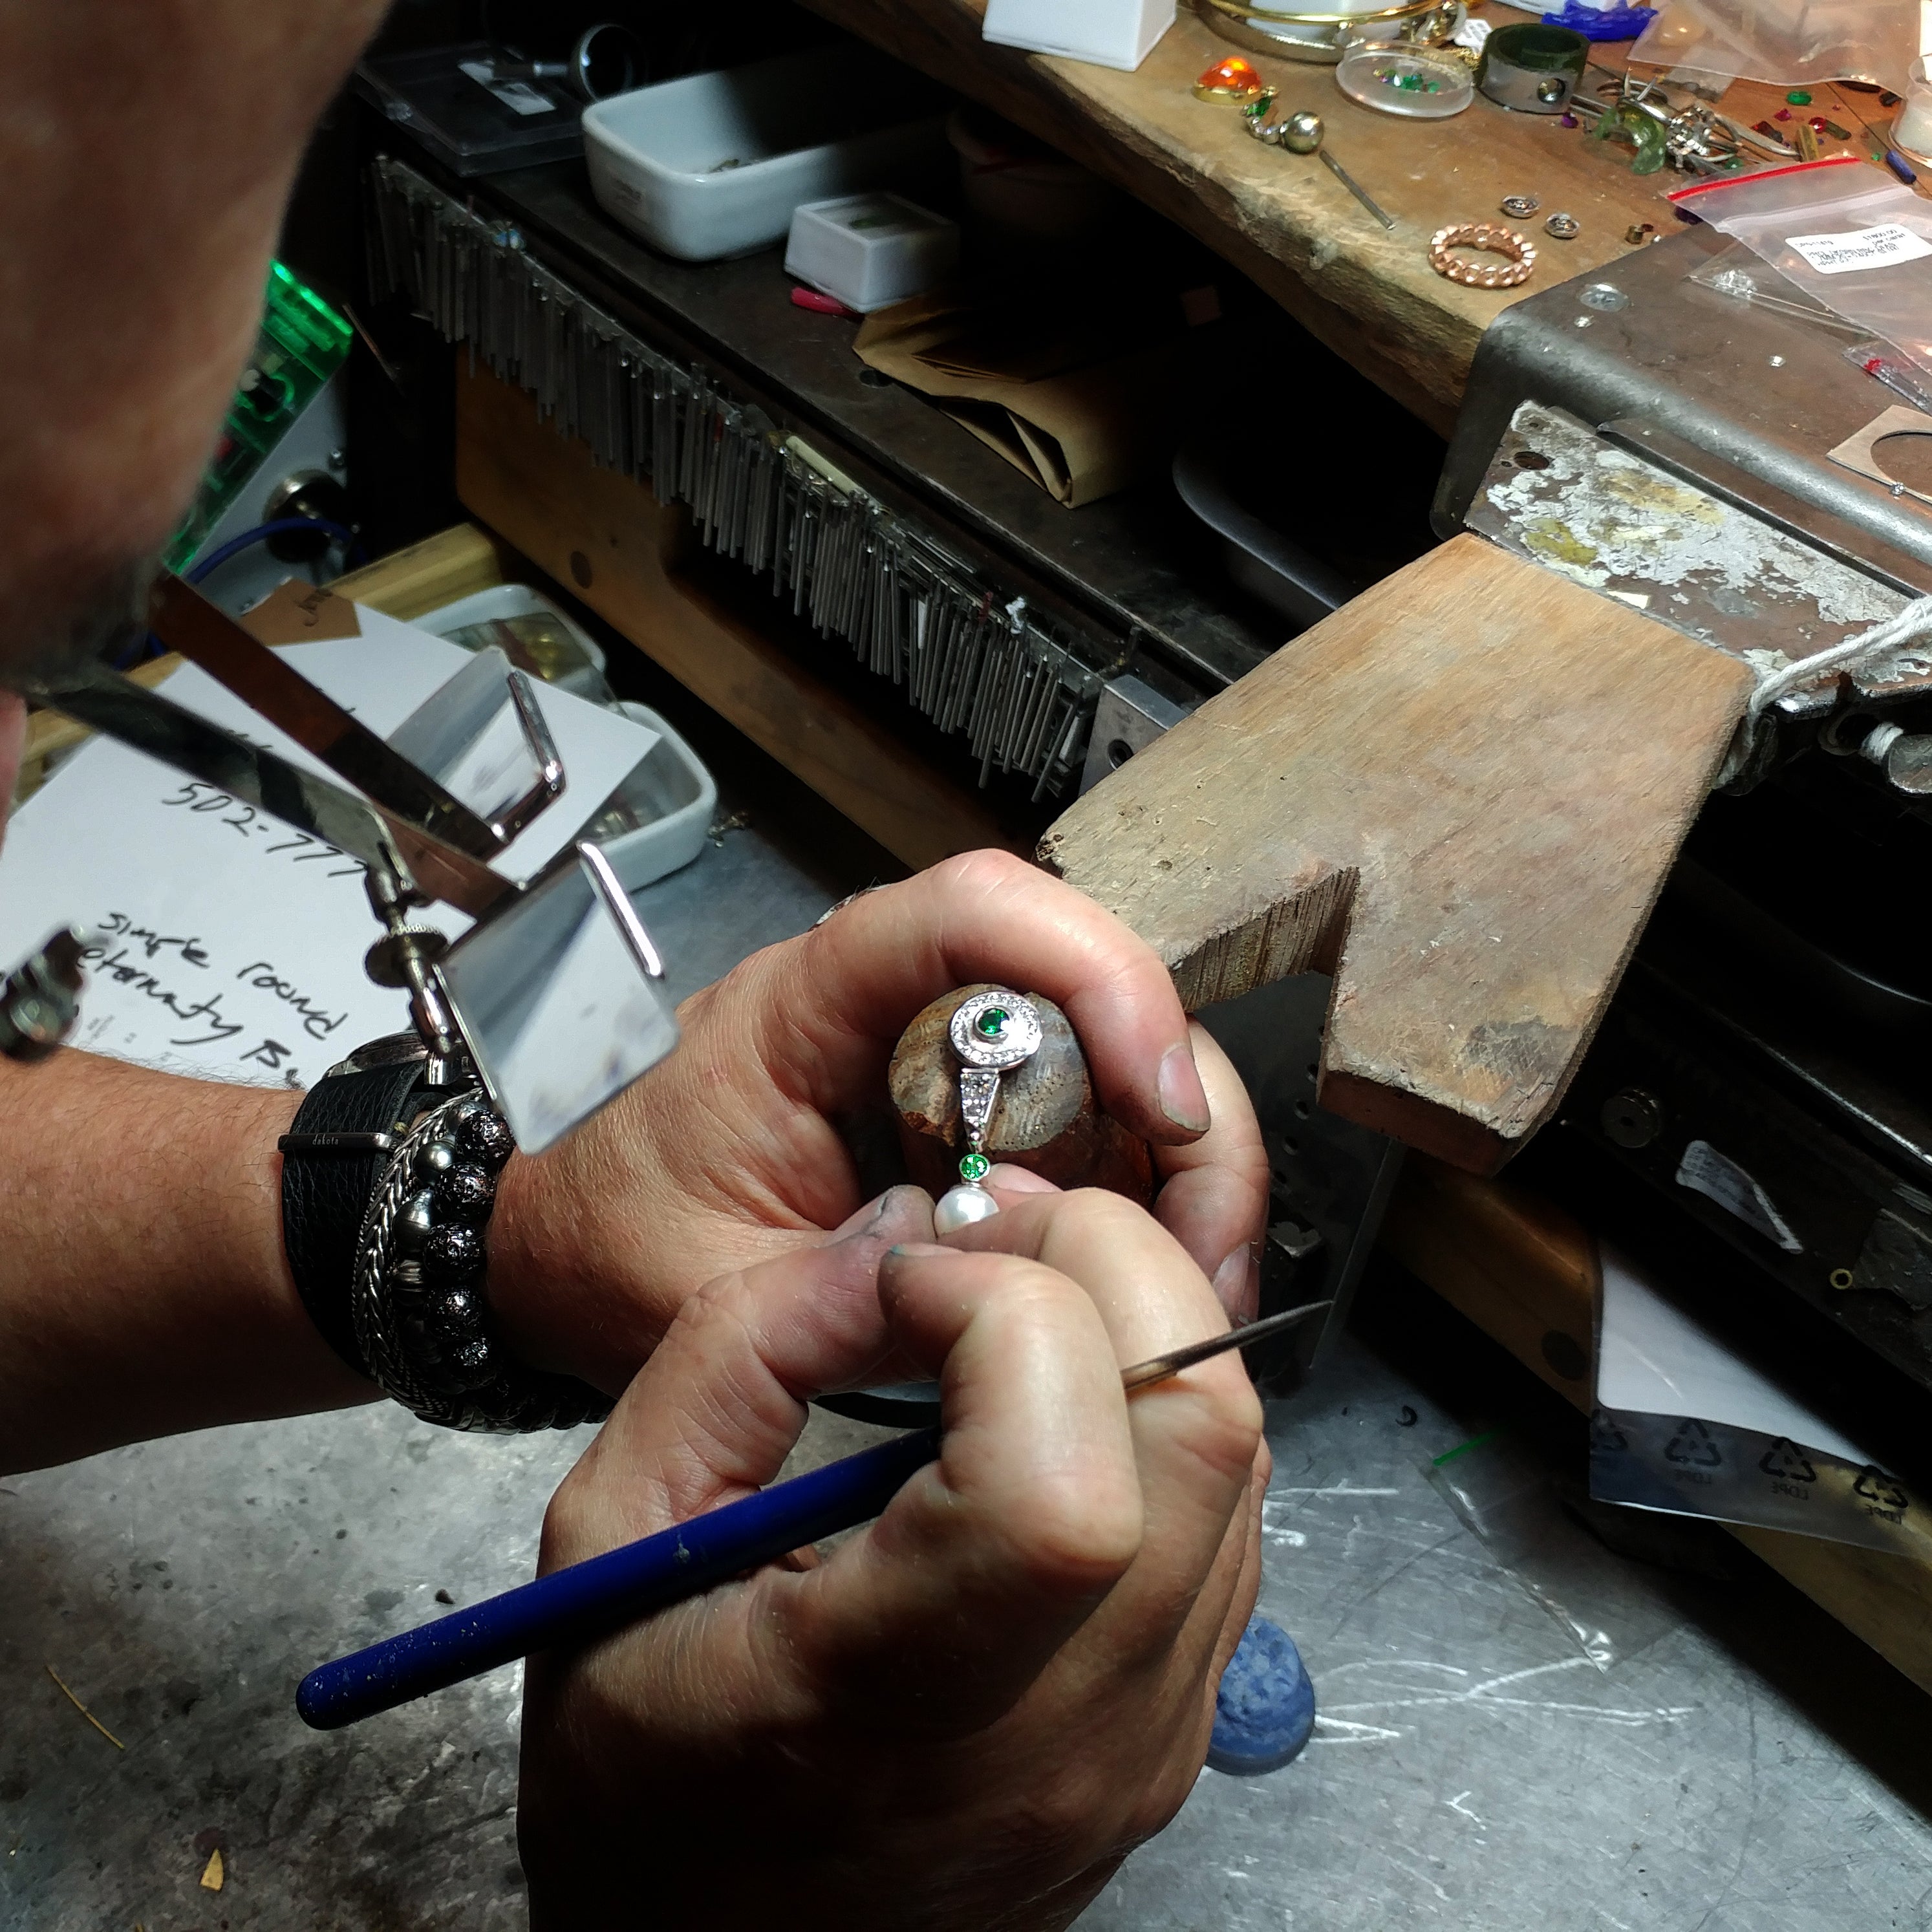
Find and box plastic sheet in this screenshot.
[1672,156,1932,381]
[1631,0,1915,94]
[1426,1432,1683,1671]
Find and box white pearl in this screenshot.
[933,1183,1001,1235]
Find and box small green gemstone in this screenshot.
[976,1007,1009,1039]
[959,1152,991,1182]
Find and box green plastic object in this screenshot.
[164,262,352,573]
[1787,89,1812,105]
[1591,98,1670,174]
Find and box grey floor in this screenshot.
[5,801,1931,1930]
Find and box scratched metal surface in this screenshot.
[6,831,1932,1926]
[10,1315,1932,1932]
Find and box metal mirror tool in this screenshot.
[435,841,678,1153]
[16,575,678,1150]
[385,645,564,844]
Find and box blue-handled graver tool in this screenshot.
[296,1299,1332,1730]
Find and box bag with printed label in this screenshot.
[1670,156,1932,380]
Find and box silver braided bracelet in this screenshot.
[350,1091,611,1433]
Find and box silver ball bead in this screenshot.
[416,1139,456,1179]
[1281,111,1324,155]
[396,1187,436,1252]
[933,1183,1002,1236]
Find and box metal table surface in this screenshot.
[6,820,1931,1929]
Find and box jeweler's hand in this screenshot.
[491,851,1269,1389]
[517,1184,1266,1932]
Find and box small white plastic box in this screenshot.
[981,0,1175,71]
[784,194,960,314]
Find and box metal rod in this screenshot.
[1319,149,1396,230]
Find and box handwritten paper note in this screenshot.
[0,606,660,1091]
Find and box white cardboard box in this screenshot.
[785,194,960,313]
[981,0,1175,70]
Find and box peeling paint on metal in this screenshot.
[1472,405,1923,697]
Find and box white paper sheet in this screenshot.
[0,606,658,1093]
[1597,1245,1868,1464]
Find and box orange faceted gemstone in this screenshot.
[1193,56,1266,104]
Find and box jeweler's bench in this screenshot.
[800,0,1911,431]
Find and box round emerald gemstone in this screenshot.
[959,1152,991,1182]
[976,1007,1009,1039]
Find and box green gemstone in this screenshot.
[976,1007,1009,1039]
[959,1152,991,1182]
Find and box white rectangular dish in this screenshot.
[584,44,948,263]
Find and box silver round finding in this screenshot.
[1500,193,1540,217]
[949,990,1045,1071]
[1543,211,1580,241]
[1281,110,1325,154]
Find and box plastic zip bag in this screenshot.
[1671,156,1932,381]
[1632,0,1915,94]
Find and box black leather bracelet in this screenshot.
[281,1035,610,1433]
[281,1036,447,1380]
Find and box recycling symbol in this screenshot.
[1589,1410,1629,1454]
[1664,1419,1723,1468]
[1855,1467,1909,1512]
[1758,1439,1817,1483]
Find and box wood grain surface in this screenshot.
[1040,533,1754,1173]
[889,982,1154,1199]
[454,363,1019,870]
[802,0,1900,425]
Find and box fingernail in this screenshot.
[1158,1042,1212,1135]
[1212,1243,1261,1323]
[986,1163,1057,1194]
[827,1185,936,1245]
[885,1241,955,1261]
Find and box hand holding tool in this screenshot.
[295,1300,1331,1730]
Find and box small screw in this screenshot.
[1501,193,1541,217]
[1578,282,1629,311]
[1769,354,1785,367]
[1544,211,1580,241]
[1600,1087,1662,1149]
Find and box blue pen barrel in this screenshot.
[297,1424,941,1730]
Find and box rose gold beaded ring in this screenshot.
[1428,222,1536,289]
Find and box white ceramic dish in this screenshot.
[584,45,947,263]
[597,701,717,894]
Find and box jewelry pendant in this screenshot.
[932,989,1043,1236]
